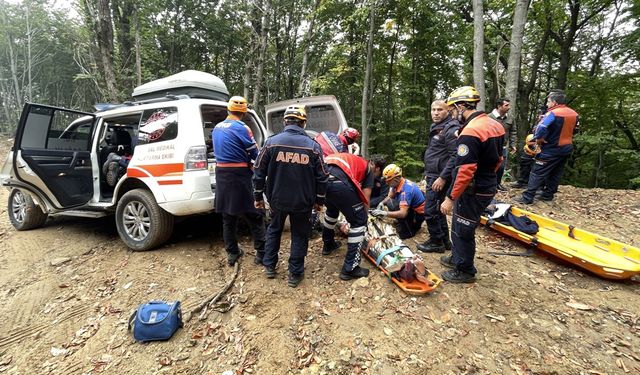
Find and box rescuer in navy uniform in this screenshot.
[439,86,505,283]
[321,152,374,280]
[253,105,328,288]
[212,96,265,267]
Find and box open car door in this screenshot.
[264,95,348,138]
[12,104,96,209]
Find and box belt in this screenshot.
[216,162,251,168]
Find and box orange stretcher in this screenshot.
[480,204,640,280]
[362,217,441,295]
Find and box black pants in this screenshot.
[386,200,424,240]
[517,152,534,184]
[523,154,569,202]
[424,175,449,242]
[450,191,494,275]
[496,147,508,185]
[322,178,367,272]
[222,212,265,260]
[263,208,312,275]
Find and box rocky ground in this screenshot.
[0,136,639,375]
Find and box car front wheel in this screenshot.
[7,189,48,230]
[116,189,174,251]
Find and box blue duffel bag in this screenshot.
[128,301,183,342]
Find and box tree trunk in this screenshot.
[96,0,118,101]
[504,0,530,134]
[361,0,375,158]
[253,0,271,110]
[472,0,486,111]
[297,0,321,97]
[134,5,141,86]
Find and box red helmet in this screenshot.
[341,127,360,143]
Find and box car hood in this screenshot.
[264,95,348,137]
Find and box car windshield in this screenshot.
[268,104,341,135]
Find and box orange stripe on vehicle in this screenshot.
[158,180,183,185]
[127,163,184,178]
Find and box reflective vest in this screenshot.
[325,152,369,204]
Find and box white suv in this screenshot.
[0,71,268,251]
[1,70,350,251]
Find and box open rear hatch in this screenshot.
[264,95,348,137]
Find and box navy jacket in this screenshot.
[423,116,461,180]
[253,125,328,212]
[533,105,579,157]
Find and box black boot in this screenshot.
[287,273,304,288]
[443,237,452,250]
[416,239,446,253]
[442,269,476,283]
[322,240,342,256]
[227,249,244,266]
[339,266,370,280]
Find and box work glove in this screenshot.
[370,209,388,218]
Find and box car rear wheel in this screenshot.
[116,189,174,251]
[7,189,48,230]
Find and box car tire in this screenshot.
[116,189,174,251]
[7,189,48,231]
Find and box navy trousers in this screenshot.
[517,152,534,184]
[263,208,312,276]
[424,175,449,242]
[523,154,569,202]
[322,178,367,272]
[385,199,424,239]
[450,191,494,275]
[222,212,265,260]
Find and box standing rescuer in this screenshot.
[439,86,505,283]
[516,90,579,204]
[253,105,328,288]
[212,96,265,266]
[321,152,374,280]
[416,100,460,253]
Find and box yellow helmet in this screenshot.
[523,134,541,156]
[283,105,307,121]
[446,86,481,106]
[227,96,248,113]
[382,164,402,181]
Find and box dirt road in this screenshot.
[0,137,639,374]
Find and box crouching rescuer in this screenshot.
[439,86,505,283]
[322,152,374,280]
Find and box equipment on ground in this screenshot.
[362,216,441,295]
[481,203,640,280]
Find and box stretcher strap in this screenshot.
[376,245,403,266]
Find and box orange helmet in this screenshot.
[283,105,307,121]
[382,164,402,181]
[227,96,248,113]
[523,134,541,156]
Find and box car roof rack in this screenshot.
[94,94,191,112]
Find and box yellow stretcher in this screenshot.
[480,205,640,280]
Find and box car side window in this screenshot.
[20,106,94,151]
[138,107,178,145]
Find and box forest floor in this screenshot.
[0,136,639,375]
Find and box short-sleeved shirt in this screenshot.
[212,118,258,164]
[391,178,425,215]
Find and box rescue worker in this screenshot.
[516,90,579,204]
[371,164,425,240]
[322,152,374,280]
[511,105,546,188]
[253,105,328,288]
[416,100,460,253]
[314,127,360,157]
[440,86,505,283]
[368,154,389,208]
[212,96,265,267]
[488,98,516,191]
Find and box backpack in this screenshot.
[128,301,183,342]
